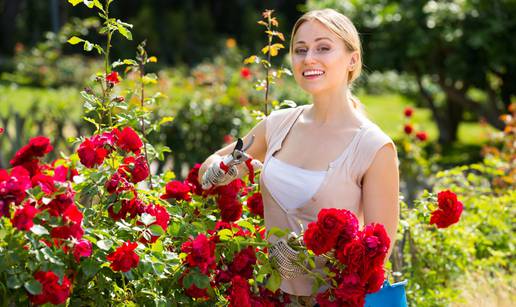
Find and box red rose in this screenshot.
[106,71,120,84]
[223,134,234,144]
[11,202,40,231]
[53,165,76,182]
[42,188,75,217]
[217,194,243,222]
[246,192,264,217]
[335,238,366,274]
[303,222,336,255]
[364,267,385,294]
[119,155,149,183]
[229,246,257,279]
[115,127,143,154]
[403,124,413,135]
[213,179,244,199]
[51,223,84,240]
[161,180,192,202]
[430,190,463,228]
[107,241,140,272]
[63,204,83,224]
[317,208,358,245]
[73,239,93,262]
[361,223,390,267]
[334,273,366,306]
[416,131,428,141]
[0,127,3,134]
[29,271,71,305]
[228,275,251,307]
[181,234,216,274]
[139,203,170,243]
[17,159,41,177]
[240,67,252,80]
[316,290,340,307]
[31,174,56,195]
[403,107,413,118]
[185,163,203,195]
[77,138,108,168]
[0,166,31,217]
[10,136,53,167]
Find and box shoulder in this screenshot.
[350,122,398,186]
[264,105,306,141]
[266,105,306,123]
[361,122,396,149]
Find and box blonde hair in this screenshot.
[290,9,366,115]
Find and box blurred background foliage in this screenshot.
[0,0,513,172]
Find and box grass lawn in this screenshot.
[1,84,497,165]
[0,85,81,118]
[359,93,499,165]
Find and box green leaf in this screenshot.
[7,275,23,289]
[142,73,158,85]
[83,0,94,8]
[67,36,83,45]
[81,258,100,278]
[83,41,94,51]
[237,220,255,233]
[244,55,259,64]
[149,224,165,236]
[68,0,83,6]
[217,229,233,241]
[24,280,42,295]
[265,270,282,292]
[116,23,133,40]
[159,116,174,126]
[193,273,210,289]
[182,272,195,288]
[30,225,49,236]
[266,227,289,239]
[97,239,113,251]
[141,213,157,226]
[93,0,103,10]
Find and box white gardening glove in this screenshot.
[201,155,239,190]
[269,238,305,280]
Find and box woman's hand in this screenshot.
[200,155,239,189]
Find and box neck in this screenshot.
[306,87,362,126]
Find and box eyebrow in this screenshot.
[294,37,334,45]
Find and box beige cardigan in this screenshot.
[259,105,396,296]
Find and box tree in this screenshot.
[308,0,515,144]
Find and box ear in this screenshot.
[349,52,359,71]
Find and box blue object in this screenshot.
[364,279,408,307]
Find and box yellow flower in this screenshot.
[226,38,237,49]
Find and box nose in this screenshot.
[303,49,317,65]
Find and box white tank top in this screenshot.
[264,156,327,210]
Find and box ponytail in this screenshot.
[347,88,367,118]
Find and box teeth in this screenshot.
[303,70,324,77]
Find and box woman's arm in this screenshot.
[198,118,268,183]
[361,143,400,261]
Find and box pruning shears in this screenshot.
[219,135,255,172]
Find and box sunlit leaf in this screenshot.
[67,36,83,45]
[68,0,82,6]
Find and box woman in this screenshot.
[199,8,399,306]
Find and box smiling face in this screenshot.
[291,20,358,96]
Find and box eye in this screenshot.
[294,48,308,55]
[317,46,331,52]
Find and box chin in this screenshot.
[299,84,328,96]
